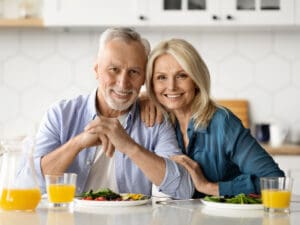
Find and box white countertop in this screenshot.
[1,196,300,225]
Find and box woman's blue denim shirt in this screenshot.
[175,108,284,198]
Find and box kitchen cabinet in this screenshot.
[147,0,295,26]
[273,155,300,195]
[42,0,295,27]
[42,0,149,27]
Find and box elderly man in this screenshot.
[34,27,193,199]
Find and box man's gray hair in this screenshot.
[98,27,150,56]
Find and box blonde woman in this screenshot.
[144,38,284,198]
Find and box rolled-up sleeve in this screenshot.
[159,158,194,199]
[153,121,194,199]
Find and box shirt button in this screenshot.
[86,159,92,165]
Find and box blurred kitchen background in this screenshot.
[0,0,299,143]
[1,0,300,193]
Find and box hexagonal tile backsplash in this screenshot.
[0,29,300,144]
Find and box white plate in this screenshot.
[75,197,150,207]
[200,199,263,210]
[201,207,264,218]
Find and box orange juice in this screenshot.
[47,184,75,203]
[261,189,291,208]
[0,188,41,211]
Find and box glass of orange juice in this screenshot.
[45,173,77,209]
[260,177,293,213]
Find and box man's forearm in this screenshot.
[126,143,166,186]
[41,135,83,175]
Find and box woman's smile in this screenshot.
[153,53,196,112]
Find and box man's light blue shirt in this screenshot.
[34,89,193,199]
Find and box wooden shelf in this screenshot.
[261,144,300,155]
[0,18,43,27]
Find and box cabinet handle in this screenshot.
[212,15,220,20]
[226,15,234,20]
[139,15,146,21]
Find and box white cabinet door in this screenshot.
[147,0,220,26]
[273,156,300,195]
[43,0,148,26]
[147,0,294,26]
[221,0,294,25]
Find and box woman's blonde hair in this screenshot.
[146,38,217,129]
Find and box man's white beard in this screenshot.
[105,87,138,111]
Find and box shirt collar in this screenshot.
[87,88,98,120]
[176,117,208,134]
[190,119,208,133]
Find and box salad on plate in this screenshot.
[201,193,263,210]
[75,188,150,207]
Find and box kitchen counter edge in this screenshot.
[262,144,300,155]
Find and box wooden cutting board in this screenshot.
[216,99,249,128]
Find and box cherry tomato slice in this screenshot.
[95,196,106,201]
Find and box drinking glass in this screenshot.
[260,177,293,214]
[45,173,77,209]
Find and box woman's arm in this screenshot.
[171,155,219,196]
[220,111,285,196]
